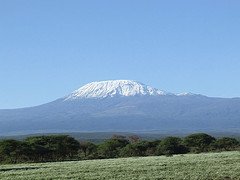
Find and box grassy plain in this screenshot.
[0,151,239,180]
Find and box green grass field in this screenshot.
[0,151,239,180]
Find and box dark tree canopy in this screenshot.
[157,137,189,156]
[183,133,216,152]
[25,135,80,161]
[79,141,97,159]
[0,133,239,164]
[214,137,240,151]
[120,141,152,157]
[97,136,129,158]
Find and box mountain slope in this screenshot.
[0,80,239,135]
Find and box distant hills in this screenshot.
[0,80,239,135]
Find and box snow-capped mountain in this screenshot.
[64,80,171,100]
[0,80,239,136]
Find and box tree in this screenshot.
[128,135,141,143]
[79,141,97,159]
[97,136,129,158]
[24,136,51,162]
[0,140,31,163]
[214,137,239,151]
[145,140,161,156]
[120,141,150,157]
[157,137,188,156]
[183,133,216,152]
[24,135,80,161]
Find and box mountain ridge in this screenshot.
[0,80,239,136]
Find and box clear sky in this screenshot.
[0,0,240,109]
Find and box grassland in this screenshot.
[0,151,239,180]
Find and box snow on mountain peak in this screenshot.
[176,92,195,96]
[64,80,171,100]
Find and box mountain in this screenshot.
[0,80,240,136]
[64,80,171,100]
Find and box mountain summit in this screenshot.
[1,80,239,136]
[64,80,170,100]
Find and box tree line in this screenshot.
[0,133,239,164]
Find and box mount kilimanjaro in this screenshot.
[0,80,239,135]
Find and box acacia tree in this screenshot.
[183,133,216,152]
[0,140,31,163]
[128,135,141,143]
[120,141,151,157]
[79,141,97,159]
[157,137,188,156]
[24,135,80,161]
[214,137,239,151]
[97,136,129,158]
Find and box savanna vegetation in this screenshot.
[0,133,239,164]
[0,151,239,179]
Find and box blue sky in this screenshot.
[0,0,240,109]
